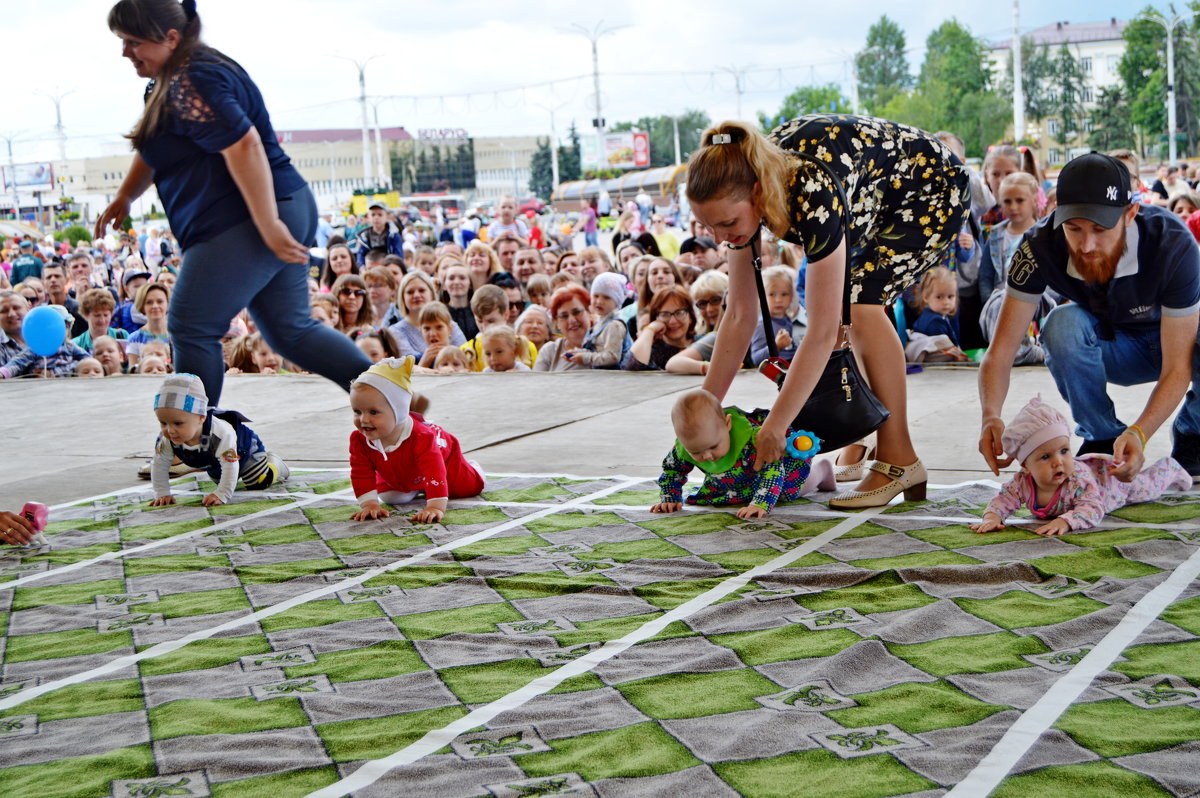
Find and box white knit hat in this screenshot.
[590,272,628,306]
[154,373,209,416]
[353,356,414,420]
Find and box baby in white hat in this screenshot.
[149,374,288,507]
[349,356,484,523]
[971,396,1191,536]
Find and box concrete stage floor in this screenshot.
[1,365,1176,507]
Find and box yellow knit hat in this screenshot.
[354,356,414,420]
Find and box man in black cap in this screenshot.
[678,236,721,271]
[979,151,1200,481]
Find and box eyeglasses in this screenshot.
[656,308,690,322]
[694,296,724,309]
[339,288,367,297]
[556,307,588,322]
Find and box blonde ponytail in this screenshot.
[686,121,794,239]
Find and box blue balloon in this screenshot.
[22,306,67,357]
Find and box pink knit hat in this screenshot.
[1002,395,1070,464]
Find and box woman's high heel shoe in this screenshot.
[833,444,876,482]
[828,459,927,510]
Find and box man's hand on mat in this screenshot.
[753,421,786,472]
[650,502,681,514]
[202,493,224,507]
[737,504,768,520]
[979,417,1013,475]
[1034,518,1071,536]
[412,506,444,524]
[149,496,176,507]
[0,510,36,545]
[352,501,390,522]
[970,514,1005,533]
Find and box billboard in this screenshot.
[2,162,54,194]
[581,132,651,171]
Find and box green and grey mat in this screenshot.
[1,470,1198,798]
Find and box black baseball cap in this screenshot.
[679,236,717,254]
[1053,152,1134,229]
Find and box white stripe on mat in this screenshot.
[1,490,343,591]
[947,542,1200,796]
[0,478,642,712]
[305,506,885,798]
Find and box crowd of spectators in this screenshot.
[5,145,1200,383]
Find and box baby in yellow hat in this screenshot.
[349,356,485,523]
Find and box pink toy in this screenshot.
[20,501,48,546]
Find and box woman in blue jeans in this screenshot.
[95,0,370,404]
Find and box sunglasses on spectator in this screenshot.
[694,296,724,308]
[339,288,367,297]
[556,307,588,322]
[656,308,690,322]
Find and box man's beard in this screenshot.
[1068,220,1127,285]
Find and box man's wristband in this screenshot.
[1126,425,1148,449]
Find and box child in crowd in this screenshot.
[568,272,630,368]
[126,282,170,370]
[652,389,835,519]
[354,329,400,363]
[433,346,471,373]
[979,172,1053,366]
[149,373,289,507]
[972,397,1192,536]
[140,340,172,370]
[749,265,798,365]
[461,285,536,371]
[525,274,552,308]
[906,267,968,363]
[92,335,126,376]
[138,355,169,375]
[76,357,104,378]
[311,295,338,327]
[980,144,1045,232]
[348,357,485,523]
[416,301,456,370]
[481,325,532,372]
[0,305,90,378]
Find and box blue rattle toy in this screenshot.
[786,430,821,461]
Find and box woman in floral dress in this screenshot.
[686,114,971,508]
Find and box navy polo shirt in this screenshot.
[138,51,307,250]
[1006,204,1200,331]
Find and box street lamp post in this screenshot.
[568,22,627,174]
[1143,9,1199,163]
[332,54,382,187]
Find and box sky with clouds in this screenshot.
[6,0,1149,163]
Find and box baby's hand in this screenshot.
[650,501,681,514]
[149,495,176,507]
[351,501,389,522]
[202,493,224,507]
[412,505,444,524]
[1034,517,1071,537]
[775,329,792,349]
[737,504,768,520]
[958,231,975,250]
[970,514,1005,533]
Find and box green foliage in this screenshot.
[529,137,554,199]
[1000,38,1056,122]
[1089,87,1138,151]
[54,225,92,246]
[756,84,851,133]
[1051,44,1088,147]
[559,122,582,183]
[856,15,911,113]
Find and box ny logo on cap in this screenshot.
[1106,186,1118,201]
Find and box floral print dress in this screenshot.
[769,114,971,306]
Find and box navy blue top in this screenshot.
[1007,204,1200,332]
[138,50,307,250]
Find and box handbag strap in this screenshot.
[751,150,853,358]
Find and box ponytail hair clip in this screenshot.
[711,133,732,145]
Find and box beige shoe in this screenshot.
[828,459,927,509]
[833,443,876,482]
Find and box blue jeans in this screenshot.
[1041,303,1200,441]
[585,230,598,247]
[171,186,373,404]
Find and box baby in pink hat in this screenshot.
[972,396,1192,536]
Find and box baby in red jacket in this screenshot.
[349,356,485,523]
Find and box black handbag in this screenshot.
[750,153,890,452]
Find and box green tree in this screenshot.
[855,15,911,113]
[1089,87,1137,150]
[529,137,554,199]
[756,83,851,132]
[559,122,581,183]
[1050,44,1088,148]
[1001,37,1056,124]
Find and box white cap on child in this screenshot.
[154,373,208,416]
[590,272,627,306]
[353,356,414,420]
[1001,395,1070,464]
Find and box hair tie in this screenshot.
[181,0,197,20]
[711,133,732,145]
